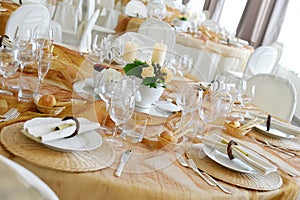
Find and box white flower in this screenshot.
[99,68,123,82]
[141,66,155,79]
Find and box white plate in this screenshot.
[202,144,271,174]
[0,155,59,200]
[254,124,297,139]
[155,100,180,113]
[23,118,103,152]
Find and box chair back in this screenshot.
[124,0,148,18]
[79,9,100,53]
[243,46,278,78]
[138,18,175,51]
[86,0,95,21]
[247,73,297,122]
[273,65,300,121]
[5,4,50,39]
[53,0,83,34]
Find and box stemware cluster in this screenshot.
[8,25,55,102]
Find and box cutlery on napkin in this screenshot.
[203,134,277,174]
[23,118,100,142]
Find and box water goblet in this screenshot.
[108,77,136,147]
[0,49,19,96]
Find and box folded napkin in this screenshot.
[203,134,277,174]
[270,120,300,136]
[248,112,300,136]
[24,118,100,142]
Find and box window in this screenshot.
[277,0,300,75]
[218,0,247,35]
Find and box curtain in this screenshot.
[236,0,289,48]
[203,0,225,21]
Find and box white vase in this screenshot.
[135,85,164,109]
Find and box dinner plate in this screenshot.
[23,118,103,152]
[202,144,271,174]
[0,155,59,200]
[155,100,180,113]
[254,124,297,139]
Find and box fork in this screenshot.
[176,152,216,186]
[0,110,20,122]
[0,108,18,119]
[185,152,231,194]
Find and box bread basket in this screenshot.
[34,95,65,116]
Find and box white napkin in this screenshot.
[270,120,300,136]
[248,111,300,136]
[24,118,100,142]
[204,134,277,174]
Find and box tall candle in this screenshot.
[123,41,139,63]
[151,42,167,65]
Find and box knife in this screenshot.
[115,149,132,177]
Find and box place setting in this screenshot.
[187,134,283,191]
[0,116,116,172]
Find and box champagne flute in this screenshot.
[33,24,54,54]
[0,49,19,96]
[35,51,52,94]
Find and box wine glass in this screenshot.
[16,44,36,102]
[33,24,54,53]
[0,49,19,96]
[225,75,246,121]
[14,27,32,49]
[35,51,52,94]
[108,77,136,147]
[198,91,222,135]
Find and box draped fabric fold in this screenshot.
[236,0,289,48]
[203,0,225,21]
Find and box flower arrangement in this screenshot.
[123,60,173,88]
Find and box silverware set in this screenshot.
[176,152,231,194]
[0,108,20,122]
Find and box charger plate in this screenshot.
[0,123,115,172]
[188,144,282,191]
[249,131,300,151]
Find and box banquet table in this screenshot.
[115,15,254,82]
[0,44,300,200]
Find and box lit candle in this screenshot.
[123,41,139,63]
[151,42,167,65]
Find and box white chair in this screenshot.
[270,41,284,69]
[124,0,148,18]
[138,18,175,51]
[53,0,83,35]
[60,9,100,53]
[273,65,300,123]
[247,73,297,122]
[5,4,50,40]
[243,46,278,78]
[86,0,96,21]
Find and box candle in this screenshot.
[123,41,139,63]
[151,42,167,65]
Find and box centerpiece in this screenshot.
[123,60,173,108]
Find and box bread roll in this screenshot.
[38,94,56,107]
[229,121,241,128]
[160,130,174,142]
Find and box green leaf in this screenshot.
[123,60,149,79]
